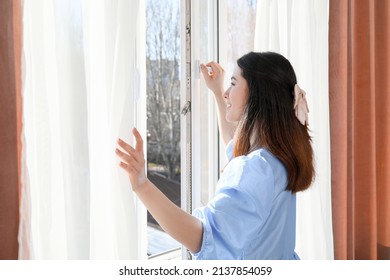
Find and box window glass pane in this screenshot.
[220,0,257,86]
[218,0,257,167]
[226,0,257,62]
[146,0,181,257]
[193,1,218,207]
[193,0,257,208]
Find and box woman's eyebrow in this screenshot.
[231,76,237,81]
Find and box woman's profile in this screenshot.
[115,51,314,260]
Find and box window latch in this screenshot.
[181,101,191,116]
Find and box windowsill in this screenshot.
[148,247,182,260]
[147,226,182,260]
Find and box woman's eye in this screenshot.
[230,83,235,86]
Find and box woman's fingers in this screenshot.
[200,61,225,94]
[117,138,143,163]
[200,64,212,80]
[116,148,143,173]
[116,128,145,171]
[118,160,139,177]
[118,160,134,173]
[132,127,144,155]
[119,161,129,170]
[200,62,223,78]
[206,61,224,74]
[115,148,137,168]
[116,128,147,191]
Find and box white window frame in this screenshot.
[180,0,220,260]
[151,0,220,260]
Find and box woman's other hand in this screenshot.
[116,129,203,253]
[116,127,147,192]
[200,62,225,95]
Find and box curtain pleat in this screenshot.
[329,0,390,260]
[19,0,146,259]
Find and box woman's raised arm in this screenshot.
[200,62,236,146]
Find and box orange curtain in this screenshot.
[329,0,390,260]
[0,0,22,260]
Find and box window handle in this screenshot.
[181,101,191,116]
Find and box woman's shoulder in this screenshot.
[225,140,281,173]
[229,147,276,171]
[239,147,286,178]
[222,147,288,193]
[217,149,275,213]
[222,148,274,189]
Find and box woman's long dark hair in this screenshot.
[234,52,314,193]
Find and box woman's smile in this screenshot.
[224,65,249,122]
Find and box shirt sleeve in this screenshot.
[192,153,274,260]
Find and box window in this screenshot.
[18,0,333,260]
[220,0,257,64]
[146,0,181,257]
[219,0,257,97]
[145,0,257,259]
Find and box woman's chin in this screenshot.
[225,115,238,123]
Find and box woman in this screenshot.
[115,52,314,259]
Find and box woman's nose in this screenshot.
[224,87,230,100]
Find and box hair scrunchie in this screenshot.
[293,84,309,126]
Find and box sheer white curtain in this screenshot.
[19,0,146,259]
[254,0,333,259]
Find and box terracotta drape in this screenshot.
[0,0,22,259]
[329,0,390,260]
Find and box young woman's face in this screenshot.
[224,66,249,122]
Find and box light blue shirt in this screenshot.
[192,140,299,260]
